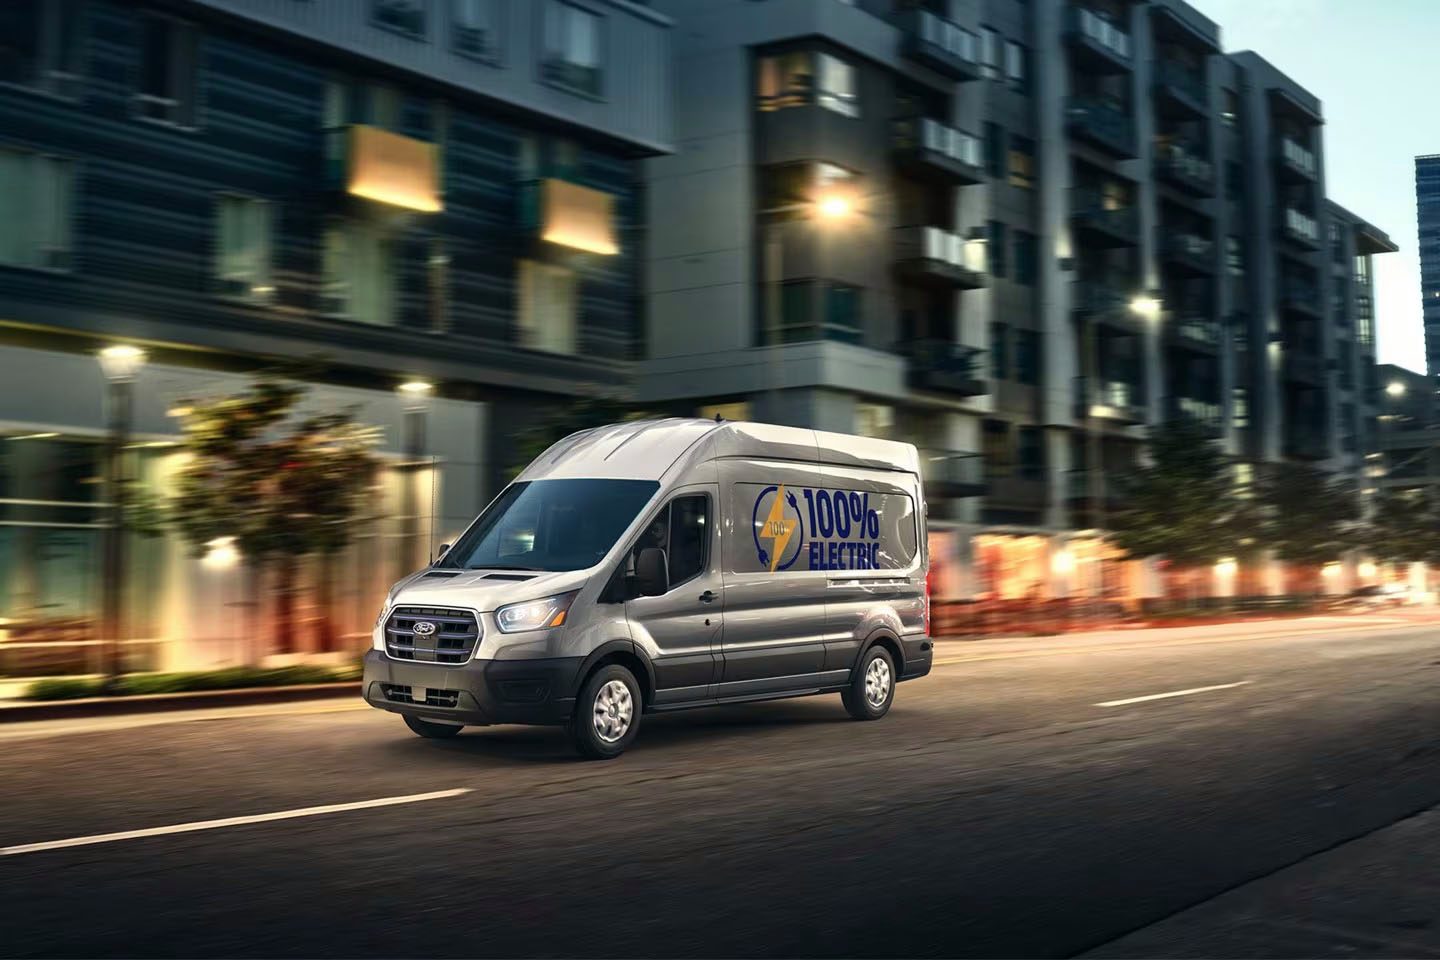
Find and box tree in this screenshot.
[1106,419,1247,570]
[1255,462,1363,574]
[167,379,380,660]
[1366,486,1440,567]
[507,396,657,479]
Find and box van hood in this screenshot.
[387,567,593,613]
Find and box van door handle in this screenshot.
[698,590,716,604]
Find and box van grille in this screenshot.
[384,606,481,664]
[381,684,460,708]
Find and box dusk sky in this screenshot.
[1191,0,1437,372]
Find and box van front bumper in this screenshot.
[362,650,583,726]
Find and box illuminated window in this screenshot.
[542,1,603,97]
[452,0,500,60]
[1008,134,1035,189]
[321,221,395,326]
[0,148,74,271]
[855,403,894,439]
[215,196,273,303]
[517,259,578,353]
[757,50,858,118]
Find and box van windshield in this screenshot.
[439,478,660,573]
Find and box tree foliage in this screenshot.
[1256,461,1363,565]
[1366,486,1440,565]
[1106,419,1246,567]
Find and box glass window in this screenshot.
[665,495,709,586]
[855,402,894,438]
[776,279,812,343]
[1017,426,1044,479]
[1225,236,1244,276]
[215,196,273,302]
[1016,329,1040,385]
[980,27,1000,79]
[427,237,449,333]
[1014,230,1037,286]
[452,0,500,60]
[1233,387,1249,430]
[373,0,427,38]
[985,122,1005,178]
[321,220,395,325]
[0,149,74,271]
[542,0,602,97]
[517,258,578,353]
[816,52,859,117]
[757,51,812,112]
[0,0,85,98]
[440,478,659,573]
[822,282,862,343]
[1220,89,1239,127]
[990,321,1009,379]
[988,220,1007,278]
[1004,40,1027,92]
[1008,134,1035,189]
[135,14,198,127]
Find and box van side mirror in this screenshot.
[635,547,669,597]
[434,543,450,563]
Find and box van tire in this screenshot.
[842,645,895,721]
[404,715,463,739]
[569,664,642,760]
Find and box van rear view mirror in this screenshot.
[635,547,669,596]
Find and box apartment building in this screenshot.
[1373,363,1440,499]
[1419,154,1440,376]
[0,0,671,675]
[642,0,1395,601]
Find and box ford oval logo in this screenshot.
[412,621,437,637]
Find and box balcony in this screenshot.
[920,449,986,499]
[893,118,985,185]
[1066,6,1133,74]
[1066,98,1137,158]
[904,340,987,397]
[1160,232,1216,276]
[1071,189,1140,247]
[1154,141,1215,197]
[1153,61,1208,118]
[1276,136,1318,182]
[899,9,981,82]
[1168,313,1222,351]
[894,226,987,289]
[1166,396,1223,436]
[1072,279,1139,323]
[1074,376,1146,424]
[517,177,619,256]
[325,124,442,213]
[1281,278,1322,319]
[1279,207,1321,251]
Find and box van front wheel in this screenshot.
[569,664,642,760]
[842,646,895,721]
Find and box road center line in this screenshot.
[0,787,472,858]
[1095,681,1252,708]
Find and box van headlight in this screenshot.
[495,592,578,634]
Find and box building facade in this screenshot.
[1419,155,1440,377]
[641,0,1396,603]
[0,0,671,678]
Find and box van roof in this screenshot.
[516,418,921,483]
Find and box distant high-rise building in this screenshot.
[1418,155,1440,375]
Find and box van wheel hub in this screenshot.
[593,679,634,742]
[864,657,892,708]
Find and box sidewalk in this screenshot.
[0,681,358,723]
[1088,804,1440,958]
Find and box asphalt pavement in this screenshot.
[4,615,1440,958]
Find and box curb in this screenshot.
[0,682,361,723]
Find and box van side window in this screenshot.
[667,495,708,585]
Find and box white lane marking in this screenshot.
[0,788,471,857]
[1096,681,1252,708]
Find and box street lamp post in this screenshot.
[97,345,146,692]
[397,380,434,578]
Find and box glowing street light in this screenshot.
[202,536,240,570]
[397,379,435,413]
[815,194,853,221]
[1129,295,1162,320]
[97,344,148,692]
[1386,380,1407,398]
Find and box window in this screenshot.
[855,403,894,439]
[1232,389,1250,431]
[542,0,602,97]
[988,220,1007,278]
[816,52,859,117]
[325,80,404,130]
[427,238,450,333]
[452,0,500,61]
[373,0,427,38]
[659,495,709,586]
[215,196,273,302]
[0,0,85,98]
[321,221,395,325]
[980,27,1000,80]
[985,122,1005,178]
[1016,330,1040,385]
[756,50,858,118]
[990,321,1009,379]
[135,14,198,127]
[1017,426,1044,480]
[700,401,751,422]
[517,258,578,353]
[0,149,74,271]
[982,419,1011,477]
[1014,230,1037,286]
[1008,134,1035,189]
[1220,89,1239,127]
[1004,41,1028,93]
[823,282,862,343]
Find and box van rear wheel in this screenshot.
[842,646,895,721]
[570,664,642,760]
[404,715,463,739]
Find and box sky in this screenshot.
[1190,0,1436,372]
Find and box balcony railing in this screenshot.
[1277,136,1318,180]
[1067,7,1132,71]
[1154,60,1207,113]
[1066,98,1137,157]
[900,9,981,82]
[920,449,986,499]
[1071,188,1140,247]
[1281,207,1320,248]
[894,226,988,289]
[1154,140,1215,196]
[1072,279,1135,319]
[1075,376,1145,423]
[904,340,987,397]
[1172,314,1222,347]
[1161,232,1216,275]
[893,117,985,184]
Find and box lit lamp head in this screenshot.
[814,193,854,222]
[1386,381,1407,398]
[1214,557,1238,577]
[1051,549,1075,576]
[1129,295,1162,320]
[98,345,147,383]
[397,380,435,413]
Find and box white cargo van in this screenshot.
[362,418,932,758]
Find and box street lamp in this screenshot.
[1386,380,1407,398]
[396,380,434,578]
[98,344,146,691]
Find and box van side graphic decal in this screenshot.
[750,484,904,572]
[752,484,805,572]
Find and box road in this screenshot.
[4,615,1440,958]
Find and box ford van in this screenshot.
[362,418,932,758]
